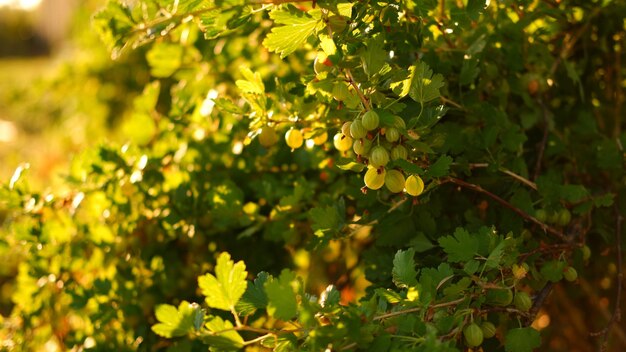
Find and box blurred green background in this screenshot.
[0,0,148,190]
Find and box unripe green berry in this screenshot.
[385,127,400,143]
[563,267,578,282]
[384,169,405,193]
[362,110,380,131]
[370,146,389,168]
[514,291,532,312]
[464,323,484,347]
[350,119,367,139]
[390,145,408,160]
[481,321,497,339]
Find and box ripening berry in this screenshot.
[341,122,351,136]
[258,126,278,147]
[285,129,304,149]
[312,131,328,145]
[405,175,424,196]
[364,167,385,190]
[353,138,372,156]
[362,110,380,131]
[333,133,353,151]
[384,169,405,193]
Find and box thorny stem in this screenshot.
[372,297,467,321]
[345,69,372,110]
[442,177,568,242]
[466,163,538,191]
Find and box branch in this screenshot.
[466,163,538,191]
[527,282,554,325]
[372,297,466,321]
[442,177,567,242]
[345,69,372,110]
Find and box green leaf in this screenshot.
[375,288,402,304]
[392,249,419,289]
[263,8,320,58]
[152,301,202,338]
[146,43,183,78]
[505,328,541,352]
[198,252,248,312]
[236,67,265,95]
[264,270,298,321]
[309,205,341,233]
[484,240,505,270]
[540,260,566,282]
[391,62,444,104]
[425,155,452,178]
[204,316,245,351]
[438,228,479,263]
[236,272,269,316]
[361,34,385,76]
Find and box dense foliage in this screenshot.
[1,0,625,351]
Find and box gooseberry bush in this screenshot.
[1,0,625,351]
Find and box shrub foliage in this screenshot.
[1,0,625,351]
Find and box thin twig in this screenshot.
[345,69,372,110]
[442,177,567,242]
[527,282,554,324]
[372,297,466,321]
[467,163,538,191]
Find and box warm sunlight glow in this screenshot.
[0,0,42,10]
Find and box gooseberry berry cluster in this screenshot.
[333,109,425,196]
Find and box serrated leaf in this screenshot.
[375,288,402,303]
[484,240,505,269]
[236,67,264,94]
[392,249,418,288]
[152,301,202,338]
[391,62,444,104]
[540,260,565,282]
[198,252,248,312]
[318,34,337,56]
[505,328,541,352]
[309,205,341,233]
[361,34,385,76]
[146,43,183,78]
[438,228,479,263]
[236,272,269,316]
[264,270,298,321]
[391,159,424,175]
[263,9,319,58]
[425,155,452,178]
[204,316,244,350]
